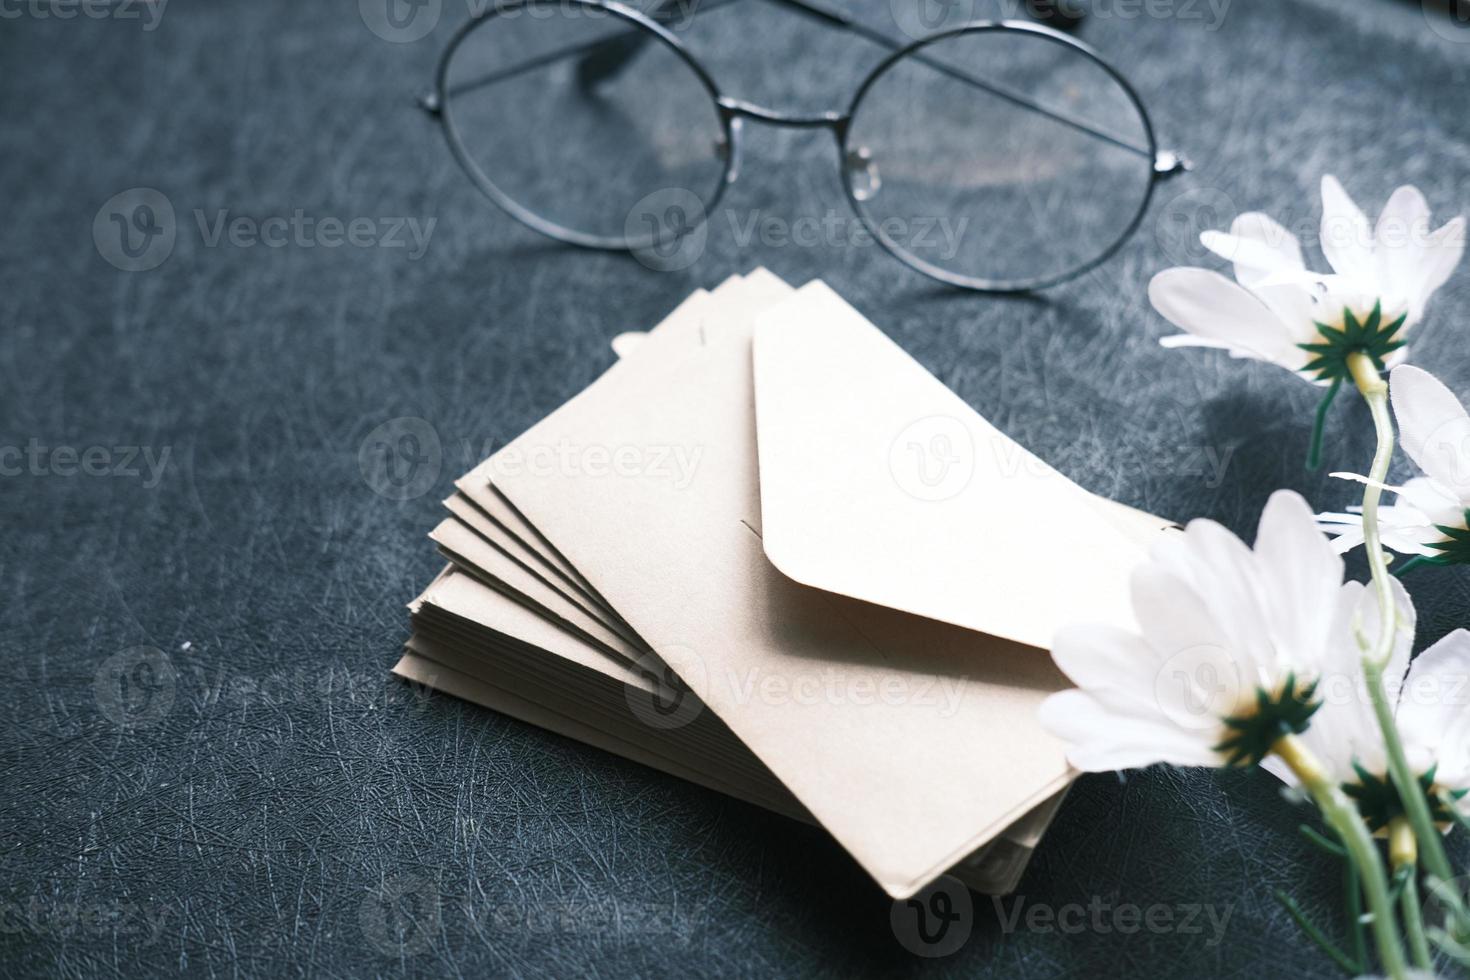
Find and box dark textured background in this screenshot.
[4,0,1470,976]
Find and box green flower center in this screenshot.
[1298,301,1407,382]
[1214,673,1321,767]
[1423,508,1470,567]
[1343,762,1468,832]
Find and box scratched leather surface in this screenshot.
[3,0,1469,976]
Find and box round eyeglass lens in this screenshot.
[442,2,728,249]
[844,28,1155,291]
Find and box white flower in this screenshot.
[1040,490,1347,771]
[1317,365,1470,563]
[1259,578,1412,794]
[1149,176,1464,384]
[1261,581,1470,828]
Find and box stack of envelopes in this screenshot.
[395,269,1173,898]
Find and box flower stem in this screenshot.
[1348,351,1456,887]
[1347,354,1397,666]
[1273,732,1407,978]
[1390,816,1433,971]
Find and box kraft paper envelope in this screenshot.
[396,565,1061,893]
[488,274,1163,898]
[448,275,764,633]
[751,281,1156,650]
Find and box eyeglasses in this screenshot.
[421,0,1188,293]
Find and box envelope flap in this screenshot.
[752,282,1152,650]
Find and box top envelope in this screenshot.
[752,281,1154,651]
[491,273,1167,898]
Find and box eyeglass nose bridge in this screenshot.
[715,96,850,135]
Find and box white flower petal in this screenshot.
[1351,575,1416,693]
[1250,281,1317,357]
[1374,185,1432,303]
[1159,334,1248,353]
[1130,556,1230,658]
[1167,517,1279,677]
[1391,365,1470,500]
[1148,268,1298,367]
[1255,490,1344,669]
[1050,623,1162,699]
[1320,175,1377,286]
[1396,630,1470,789]
[1038,689,1220,771]
[1396,476,1464,523]
[1404,215,1467,324]
[1201,211,1304,292]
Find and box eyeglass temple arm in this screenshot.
[424,0,1189,175]
[423,0,743,109]
[767,0,1157,159]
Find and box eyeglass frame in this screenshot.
[419,0,1190,294]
